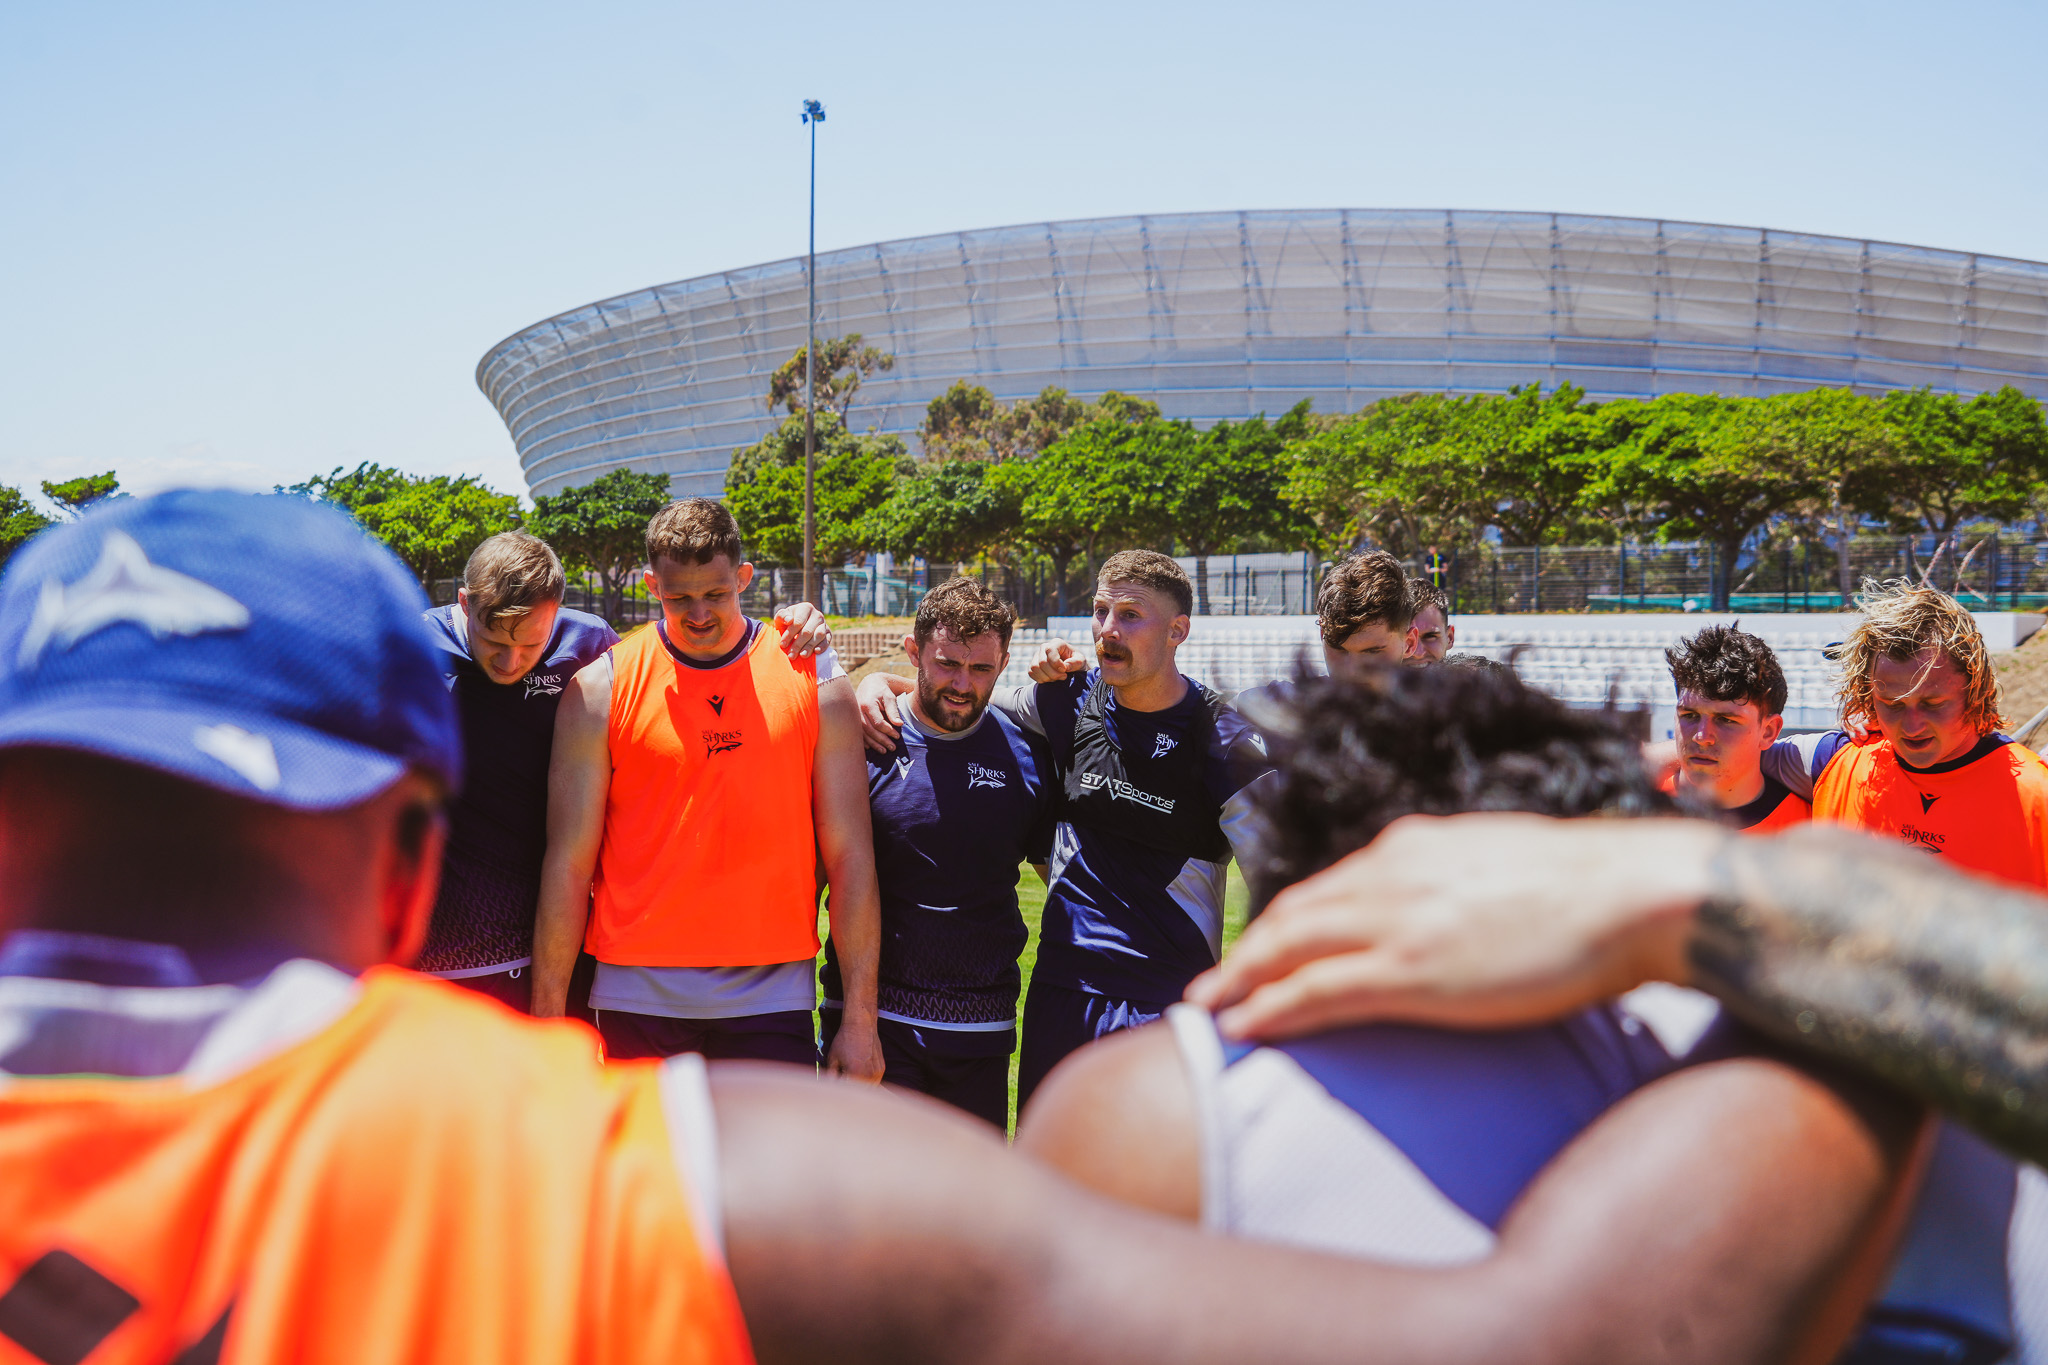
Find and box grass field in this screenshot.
[817,864,1252,1135]
[1003,865,1253,1134]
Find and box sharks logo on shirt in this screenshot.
[967,762,1009,791]
[524,671,563,699]
[1151,733,1179,759]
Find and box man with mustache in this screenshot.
[860,552,1270,1110]
[821,578,1058,1128]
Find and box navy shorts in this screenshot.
[1017,980,1170,1115]
[595,1008,818,1067]
[822,1008,1013,1130]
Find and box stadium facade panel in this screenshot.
[477,210,2048,500]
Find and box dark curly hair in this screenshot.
[1246,666,1679,914]
[1665,625,1788,718]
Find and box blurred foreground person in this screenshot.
[7,490,1932,1365]
[1665,624,1810,832]
[1025,667,1917,1361]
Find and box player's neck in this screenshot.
[1699,765,1765,810]
[1113,667,1189,713]
[665,614,751,663]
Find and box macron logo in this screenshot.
[20,531,250,668]
[966,762,1008,791]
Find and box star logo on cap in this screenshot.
[18,531,251,668]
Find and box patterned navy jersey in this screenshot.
[417,604,617,973]
[1006,670,1271,1005]
[821,705,1057,1043]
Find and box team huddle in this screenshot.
[5,488,2048,1363]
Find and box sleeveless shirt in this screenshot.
[591,621,821,968]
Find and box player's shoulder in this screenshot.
[548,606,620,666]
[418,603,467,659]
[354,969,618,1094]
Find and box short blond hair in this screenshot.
[462,532,565,630]
[646,498,742,569]
[1838,578,2004,736]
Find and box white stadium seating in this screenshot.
[1001,612,2044,740]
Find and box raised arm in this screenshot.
[531,653,612,1018]
[815,675,884,1082]
[1190,813,2048,1165]
[720,1050,1912,1365]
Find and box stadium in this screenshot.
[478,208,2048,499]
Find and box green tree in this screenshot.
[991,416,1177,613]
[1282,393,1478,558]
[861,459,1023,564]
[724,411,912,565]
[1719,389,1895,604]
[1467,385,1605,546]
[0,484,54,567]
[278,461,412,514]
[353,477,519,598]
[527,468,675,621]
[41,471,120,519]
[918,382,1157,463]
[1877,387,2048,584]
[285,461,517,598]
[1581,393,1810,612]
[767,334,896,419]
[1170,403,1315,613]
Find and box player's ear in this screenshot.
[1760,712,1785,747]
[735,561,755,593]
[378,775,446,968]
[1170,615,1189,645]
[904,636,922,670]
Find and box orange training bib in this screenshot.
[591,622,822,967]
[1813,735,2048,891]
[0,969,752,1365]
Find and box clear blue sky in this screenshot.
[4,0,2044,508]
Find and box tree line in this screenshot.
[724,338,2048,613]
[9,336,2046,619]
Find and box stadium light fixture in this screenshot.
[801,99,826,606]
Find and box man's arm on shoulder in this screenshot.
[1761,731,1844,801]
[814,675,885,1082]
[1016,1022,1919,1365]
[532,653,612,1017]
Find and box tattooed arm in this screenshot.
[1187,813,2048,1165]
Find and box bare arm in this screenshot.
[814,675,884,1082]
[719,1050,1912,1365]
[1016,1024,1918,1365]
[1190,813,2048,1165]
[531,654,612,1018]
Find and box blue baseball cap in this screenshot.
[0,489,461,808]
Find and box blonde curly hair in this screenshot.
[1837,578,2005,737]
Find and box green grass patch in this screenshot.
[820,864,1251,1135]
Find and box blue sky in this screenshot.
[3,0,2044,507]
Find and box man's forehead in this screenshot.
[1676,689,1758,717]
[1871,648,1961,698]
[478,603,557,646]
[1096,579,1178,612]
[927,627,1004,659]
[651,554,741,588]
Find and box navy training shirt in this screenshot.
[1014,669,1272,1004]
[418,604,618,973]
[821,704,1058,1047]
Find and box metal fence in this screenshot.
[562,532,2048,629]
[1438,535,2048,616]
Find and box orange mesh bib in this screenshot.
[1814,735,2048,891]
[0,969,752,1365]
[591,622,821,967]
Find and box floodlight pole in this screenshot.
[801,99,825,607]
